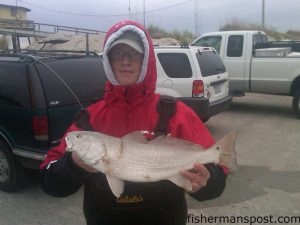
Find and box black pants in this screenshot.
[84,174,187,225]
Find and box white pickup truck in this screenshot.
[191,30,300,118]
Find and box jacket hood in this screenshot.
[102,21,157,104]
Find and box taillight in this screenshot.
[32,116,49,141]
[192,80,204,97]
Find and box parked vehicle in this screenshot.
[191,30,300,117]
[154,45,232,122]
[0,47,231,192]
[0,51,106,191]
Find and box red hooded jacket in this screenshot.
[40,20,229,225]
[41,20,215,169]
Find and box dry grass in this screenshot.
[0,36,8,50]
[220,19,300,40]
[148,20,300,45]
[147,24,195,45]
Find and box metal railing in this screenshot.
[0,19,34,30]
[0,19,106,36]
[0,19,106,52]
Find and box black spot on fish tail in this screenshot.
[217,131,238,172]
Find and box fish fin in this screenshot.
[147,135,171,146]
[65,136,72,150]
[150,135,198,149]
[122,131,147,144]
[169,175,193,192]
[106,175,124,198]
[215,131,238,172]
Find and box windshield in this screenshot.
[191,36,222,53]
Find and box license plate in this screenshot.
[214,85,221,94]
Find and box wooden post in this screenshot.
[11,34,17,53]
[86,33,89,55]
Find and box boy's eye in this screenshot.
[110,50,142,60]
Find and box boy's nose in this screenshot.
[121,54,131,64]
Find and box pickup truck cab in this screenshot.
[191,30,300,117]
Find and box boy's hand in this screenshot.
[181,163,210,193]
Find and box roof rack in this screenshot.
[180,45,189,48]
[0,49,99,57]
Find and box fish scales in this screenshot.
[91,132,214,181]
[110,141,219,182]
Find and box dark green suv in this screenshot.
[0,51,106,192]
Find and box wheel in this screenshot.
[0,140,30,192]
[292,89,300,118]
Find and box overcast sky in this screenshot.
[1,0,300,35]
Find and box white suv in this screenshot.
[154,46,232,121]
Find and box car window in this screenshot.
[192,36,222,53]
[36,57,106,107]
[196,50,226,77]
[253,34,268,46]
[157,53,192,78]
[227,35,244,57]
[253,34,268,49]
[0,62,31,108]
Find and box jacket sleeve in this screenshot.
[169,101,215,149]
[40,124,90,197]
[169,101,227,201]
[41,152,90,197]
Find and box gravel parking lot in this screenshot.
[0,93,299,225]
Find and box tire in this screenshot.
[0,140,30,192]
[292,89,300,118]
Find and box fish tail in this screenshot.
[215,131,238,172]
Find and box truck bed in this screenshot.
[254,47,292,57]
[254,40,300,52]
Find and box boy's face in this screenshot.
[109,44,143,86]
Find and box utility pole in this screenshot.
[262,0,265,30]
[15,0,18,19]
[195,0,200,36]
[143,0,146,27]
[12,0,19,52]
[129,0,131,20]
